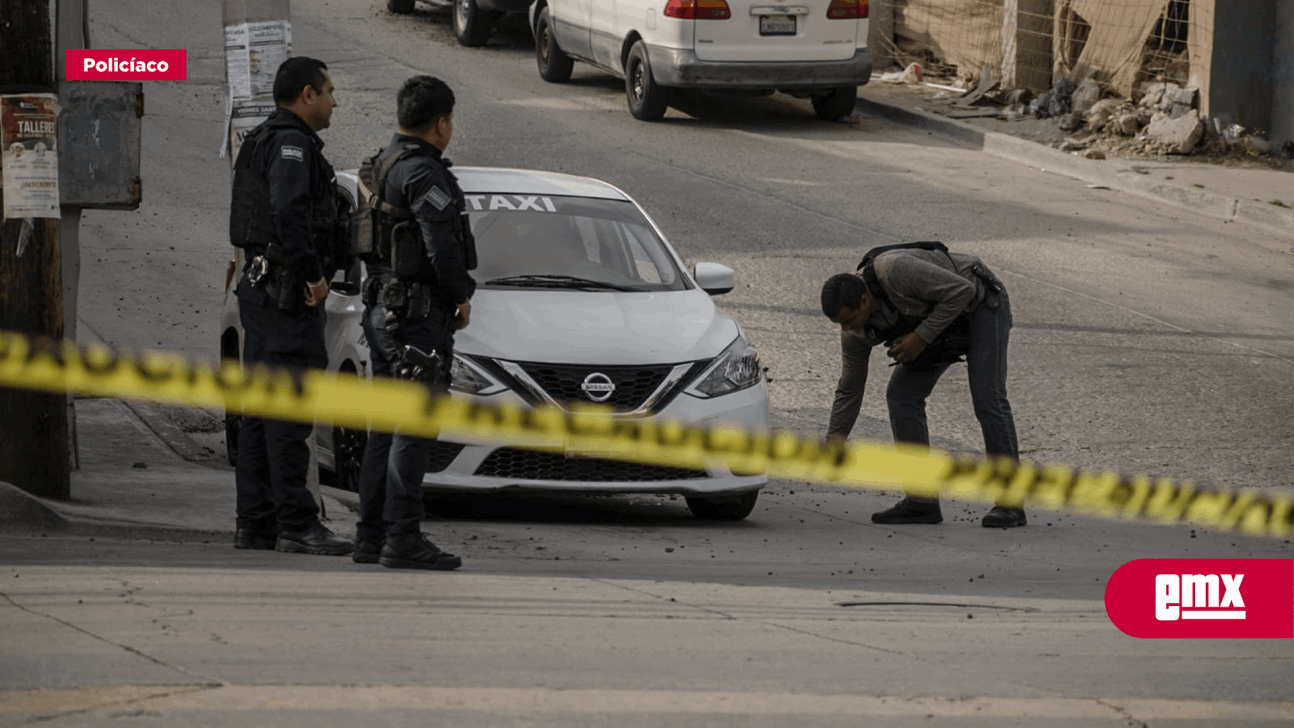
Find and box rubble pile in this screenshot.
[1010,77,1292,165]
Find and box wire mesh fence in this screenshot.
[870,0,1212,102]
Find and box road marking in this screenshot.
[3,686,1292,720]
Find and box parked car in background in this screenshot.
[387,0,533,47]
[221,166,771,520]
[531,0,872,120]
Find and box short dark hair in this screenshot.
[821,273,867,318]
[398,76,455,133]
[274,57,329,104]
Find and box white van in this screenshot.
[531,0,872,120]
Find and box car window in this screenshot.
[466,195,687,291]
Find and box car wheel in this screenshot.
[453,0,492,47]
[685,491,759,521]
[387,0,415,13]
[535,7,573,83]
[812,85,858,121]
[224,412,241,466]
[625,40,670,121]
[328,423,367,492]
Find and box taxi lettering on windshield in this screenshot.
[463,195,558,212]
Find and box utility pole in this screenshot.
[0,0,70,500]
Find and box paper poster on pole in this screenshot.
[229,100,278,161]
[221,19,291,159]
[2,95,61,220]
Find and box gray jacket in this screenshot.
[827,248,993,438]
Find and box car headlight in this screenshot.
[686,338,762,398]
[449,354,507,396]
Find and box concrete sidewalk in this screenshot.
[857,83,1294,246]
[2,89,1292,540]
[0,397,356,543]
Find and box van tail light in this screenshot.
[664,0,731,20]
[827,0,867,19]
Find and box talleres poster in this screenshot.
[2,94,61,220]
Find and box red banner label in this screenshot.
[66,50,187,81]
[1105,559,1293,638]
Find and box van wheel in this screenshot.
[686,491,759,521]
[453,0,492,46]
[625,40,670,121]
[535,7,574,82]
[812,86,858,121]
[387,0,415,13]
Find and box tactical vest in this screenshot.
[856,241,972,371]
[229,124,276,250]
[229,121,343,276]
[355,144,478,280]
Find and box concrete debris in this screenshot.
[1145,112,1204,154]
[1071,78,1103,115]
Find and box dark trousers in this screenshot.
[234,280,328,532]
[887,288,1019,499]
[356,299,456,541]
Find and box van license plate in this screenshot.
[759,15,796,36]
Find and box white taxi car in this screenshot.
[531,0,872,120]
[221,167,770,520]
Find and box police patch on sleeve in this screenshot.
[280,145,304,162]
[422,184,452,211]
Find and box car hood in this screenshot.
[457,290,740,365]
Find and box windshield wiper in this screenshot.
[482,274,635,291]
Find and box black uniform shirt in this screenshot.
[380,134,475,306]
[237,107,337,285]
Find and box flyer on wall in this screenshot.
[1,94,61,220]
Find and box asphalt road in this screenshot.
[6,0,1292,724]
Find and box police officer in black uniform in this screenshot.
[352,76,473,570]
[228,57,353,555]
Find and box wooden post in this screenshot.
[0,0,70,500]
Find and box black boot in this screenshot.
[275,523,354,555]
[981,506,1027,528]
[871,497,943,524]
[352,538,384,564]
[379,533,462,571]
[234,528,276,550]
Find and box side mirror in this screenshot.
[693,262,734,295]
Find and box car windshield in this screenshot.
[467,194,688,292]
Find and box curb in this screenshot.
[855,94,1294,239]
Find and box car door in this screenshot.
[551,0,594,60]
[588,0,621,72]
[694,0,860,62]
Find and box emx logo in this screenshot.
[1106,559,1292,638]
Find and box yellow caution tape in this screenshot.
[0,330,1289,540]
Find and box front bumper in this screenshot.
[646,47,872,92]
[422,382,771,496]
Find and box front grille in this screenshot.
[516,362,675,411]
[475,447,709,482]
[427,440,466,473]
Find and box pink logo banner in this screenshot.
[66,50,187,81]
[1105,558,1293,638]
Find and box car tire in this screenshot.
[686,491,759,521]
[453,0,492,47]
[387,0,415,13]
[224,412,241,467]
[812,85,858,121]
[324,423,367,492]
[625,40,670,121]
[535,7,574,83]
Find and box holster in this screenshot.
[393,345,448,393]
